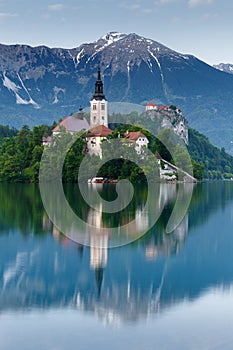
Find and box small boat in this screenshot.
[88,177,103,183]
[88,177,112,183]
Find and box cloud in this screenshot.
[188,0,213,7]
[121,2,156,14]
[203,12,218,19]
[160,0,178,3]
[171,16,182,23]
[123,3,141,10]
[154,0,180,4]
[48,4,64,11]
[0,12,17,19]
[156,0,214,6]
[41,13,51,20]
[142,8,153,14]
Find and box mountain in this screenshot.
[213,63,233,74]
[1,32,233,153]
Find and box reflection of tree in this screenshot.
[188,182,233,229]
[64,183,149,229]
[1,181,232,246]
[95,268,104,297]
[0,183,49,236]
[144,214,189,259]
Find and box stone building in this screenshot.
[121,131,149,154]
[86,124,112,158]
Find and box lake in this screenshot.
[1,182,233,349]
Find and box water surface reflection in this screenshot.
[1,182,233,348]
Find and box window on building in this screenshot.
[102,116,105,120]
[101,104,105,111]
[93,104,97,110]
[93,116,96,123]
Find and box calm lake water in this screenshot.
[1,182,233,350]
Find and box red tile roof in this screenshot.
[86,124,112,137]
[124,131,146,142]
[159,105,169,110]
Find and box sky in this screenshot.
[0,0,232,65]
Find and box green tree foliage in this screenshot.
[188,128,233,179]
[169,104,177,111]
[102,129,159,183]
[192,161,205,181]
[0,125,18,143]
[0,124,53,182]
[173,144,193,179]
[63,134,86,182]
[77,131,160,184]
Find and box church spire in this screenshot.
[90,65,108,128]
[97,65,101,81]
[93,66,106,100]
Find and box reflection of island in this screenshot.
[145,214,188,260]
[54,183,189,276]
[1,182,233,324]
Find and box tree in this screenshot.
[169,104,177,111]
[173,144,193,179]
[192,161,205,180]
[155,129,177,162]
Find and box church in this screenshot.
[46,66,112,158]
[48,66,148,159]
[86,66,112,158]
[86,66,149,158]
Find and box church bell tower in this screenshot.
[90,66,108,128]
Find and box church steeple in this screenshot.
[90,66,108,128]
[93,66,106,100]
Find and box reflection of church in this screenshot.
[88,203,108,271]
[50,182,189,272]
[87,202,109,295]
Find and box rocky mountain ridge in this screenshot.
[213,63,233,74]
[143,107,188,144]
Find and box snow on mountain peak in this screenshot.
[101,32,126,46]
[213,63,233,74]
